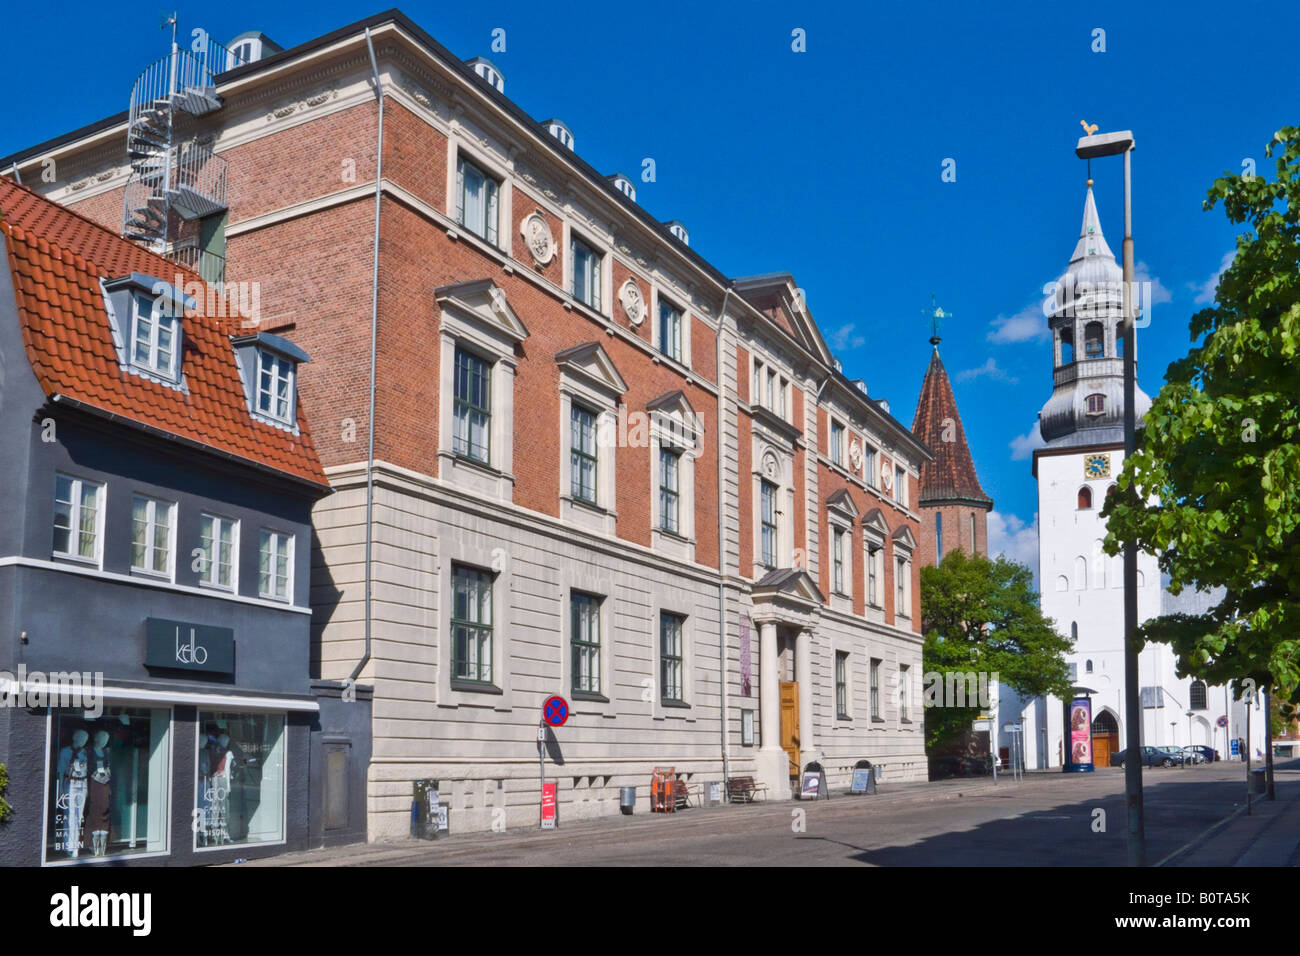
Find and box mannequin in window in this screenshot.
[56,729,90,858]
[201,725,237,845]
[85,730,113,856]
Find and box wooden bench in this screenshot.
[727,776,769,804]
[673,777,697,810]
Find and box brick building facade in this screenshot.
[3,9,932,836]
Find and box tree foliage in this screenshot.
[921,550,1073,750]
[0,763,11,825]
[1103,127,1300,710]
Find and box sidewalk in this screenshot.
[229,771,1027,867]
[1161,772,1300,867]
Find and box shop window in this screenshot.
[47,706,170,862]
[195,712,286,849]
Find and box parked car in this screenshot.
[1180,746,1208,764]
[1113,746,1184,768]
[1186,745,1220,762]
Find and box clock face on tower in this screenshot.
[1084,453,1111,479]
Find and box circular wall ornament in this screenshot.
[520,212,555,266]
[619,279,647,326]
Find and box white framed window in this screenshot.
[835,651,850,720]
[52,474,103,563]
[130,293,180,381]
[870,658,882,719]
[456,154,499,245]
[659,446,681,535]
[198,514,238,590]
[451,563,494,685]
[570,591,602,696]
[895,464,908,506]
[896,554,911,618]
[760,479,779,568]
[258,529,293,601]
[569,403,598,504]
[899,664,912,721]
[830,419,844,466]
[832,527,847,595]
[255,350,294,424]
[131,494,175,577]
[571,235,603,312]
[453,345,492,465]
[866,543,882,607]
[865,444,878,489]
[660,611,686,704]
[658,298,683,363]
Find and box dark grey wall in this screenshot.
[309,681,373,848]
[0,705,312,867]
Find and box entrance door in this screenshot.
[779,681,800,778]
[1091,712,1120,767]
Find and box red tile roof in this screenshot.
[0,179,328,489]
[911,346,992,508]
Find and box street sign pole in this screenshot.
[537,721,545,829]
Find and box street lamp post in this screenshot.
[1076,128,1144,865]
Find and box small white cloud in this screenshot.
[1009,421,1044,461]
[988,302,1051,344]
[988,511,1040,584]
[1191,251,1235,305]
[1133,261,1172,305]
[957,356,1018,385]
[826,322,865,351]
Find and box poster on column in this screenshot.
[1066,697,1094,772]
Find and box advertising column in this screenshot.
[1064,696,1094,773]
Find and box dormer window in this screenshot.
[102,273,194,389]
[256,350,295,424]
[232,332,309,430]
[130,292,181,381]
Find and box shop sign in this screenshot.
[144,618,235,675]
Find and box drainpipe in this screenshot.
[350,27,384,684]
[715,285,734,792]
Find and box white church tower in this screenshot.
[1000,183,1264,770]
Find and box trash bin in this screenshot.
[1250,768,1267,794]
[619,786,636,815]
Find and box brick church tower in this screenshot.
[911,319,993,567]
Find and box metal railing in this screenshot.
[129,48,219,130]
[167,245,226,286]
[169,140,227,211]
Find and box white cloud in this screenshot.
[1009,420,1044,461]
[1133,261,1172,305]
[988,302,1050,344]
[826,322,865,351]
[956,356,1018,385]
[1191,251,1235,305]
[988,511,1040,581]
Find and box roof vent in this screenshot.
[665,220,689,246]
[466,57,505,93]
[543,119,574,150]
[608,173,636,202]
[225,31,283,70]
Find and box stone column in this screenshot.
[755,618,791,799]
[759,620,780,751]
[797,629,815,769]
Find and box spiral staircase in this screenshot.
[122,43,240,256]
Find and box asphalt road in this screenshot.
[257,761,1289,867]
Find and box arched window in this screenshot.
[1086,393,1106,415]
[1084,321,1104,359]
[1190,680,1207,711]
[1060,328,1075,365]
[1078,486,1093,509]
[1071,621,1078,643]
[1073,556,1087,589]
[1085,659,1093,673]
[1056,574,1068,592]
[1106,483,1118,503]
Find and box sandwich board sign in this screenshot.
[540,782,558,829]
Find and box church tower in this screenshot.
[912,315,993,568]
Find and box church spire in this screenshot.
[911,346,992,509]
[1069,183,1116,267]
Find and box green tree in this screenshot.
[921,550,1073,751]
[1103,126,1300,710]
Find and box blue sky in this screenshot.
[4,1,1296,571]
